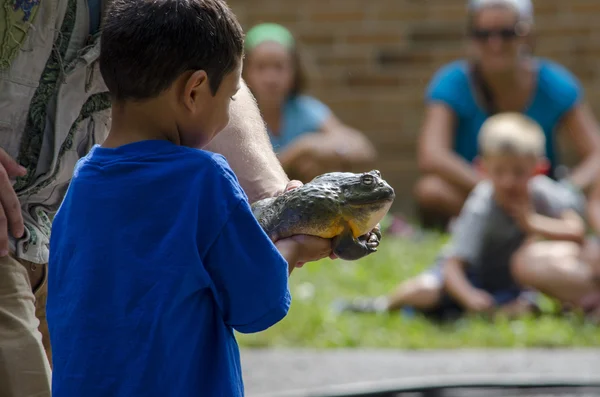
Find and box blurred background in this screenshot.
[230,1,600,395]
[229,0,600,216]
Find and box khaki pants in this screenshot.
[0,255,51,397]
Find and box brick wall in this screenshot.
[227,0,600,215]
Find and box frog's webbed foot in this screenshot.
[332,226,381,261]
[360,228,381,251]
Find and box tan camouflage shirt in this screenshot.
[1,0,111,264]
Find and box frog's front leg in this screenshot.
[332,227,380,261]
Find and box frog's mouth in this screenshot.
[347,187,396,206]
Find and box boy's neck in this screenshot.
[102,99,179,148]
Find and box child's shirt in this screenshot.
[46,140,291,397]
[267,95,331,152]
[440,175,586,294]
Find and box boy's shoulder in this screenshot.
[464,179,495,212]
[177,147,247,200]
[80,141,246,201]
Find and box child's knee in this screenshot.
[511,242,544,286]
[403,274,443,306]
[511,241,581,286]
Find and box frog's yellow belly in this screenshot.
[293,222,345,239]
[348,201,393,237]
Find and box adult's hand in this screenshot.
[0,149,26,256]
[283,179,303,193]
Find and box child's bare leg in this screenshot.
[579,237,600,318]
[581,236,600,281]
[335,273,442,314]
[512,240,597,307]
[386,273,442,311]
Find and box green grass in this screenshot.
[236,233,600,349]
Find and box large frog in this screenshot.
[251,170,395,261]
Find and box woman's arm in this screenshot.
[278,114,376,166]
[204,80,289,203]
[560,103,600,194]
[276,113,377,181]
[417,103,482,192]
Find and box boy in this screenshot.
[337,112,588,320]
[46,1,333,396]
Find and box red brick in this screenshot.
[309,11,366,23]
[372,7,427,22]
[296,33,336,46]
[345,33,403,45]
[344,73,401,88]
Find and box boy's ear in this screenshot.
[534,157,550,176]
[473,156,486,175]
[182,70,209,112]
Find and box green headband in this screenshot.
[245,23,295,52]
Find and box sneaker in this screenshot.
[332,296,389,314]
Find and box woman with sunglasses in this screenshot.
[414,0,600,230]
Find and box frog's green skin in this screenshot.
[251,170,395,261]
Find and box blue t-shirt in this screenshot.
[47,140,291,397]
[426,58,583,176]
[268,95,331,151]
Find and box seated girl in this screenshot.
[243,22,377,182]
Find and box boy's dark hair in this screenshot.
[99,0,244,102]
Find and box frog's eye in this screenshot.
[361,174,374,185]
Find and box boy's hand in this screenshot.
[464,288,495,313]
[275,235,334,269]
[289,234,333,264]
[505,195,534,232]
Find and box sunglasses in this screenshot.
[470,27,519,41]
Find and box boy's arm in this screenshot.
[200,157,332,335]
[204,80,289,203]
[202,197,292,335]
[442,182,494,311]
[525,209,586,244]
[444,258,493,311]
[524,178,587,243]
[444,258,473,303]
[202,200,333,335]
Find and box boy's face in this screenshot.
[481,153,539,205]
[176,61,242,148]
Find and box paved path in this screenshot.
[240,348,600,396]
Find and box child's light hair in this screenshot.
[478,112,545,158]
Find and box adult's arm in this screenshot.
[560,103,600,193]
[204,80,289,203]
[417,103,482,192]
